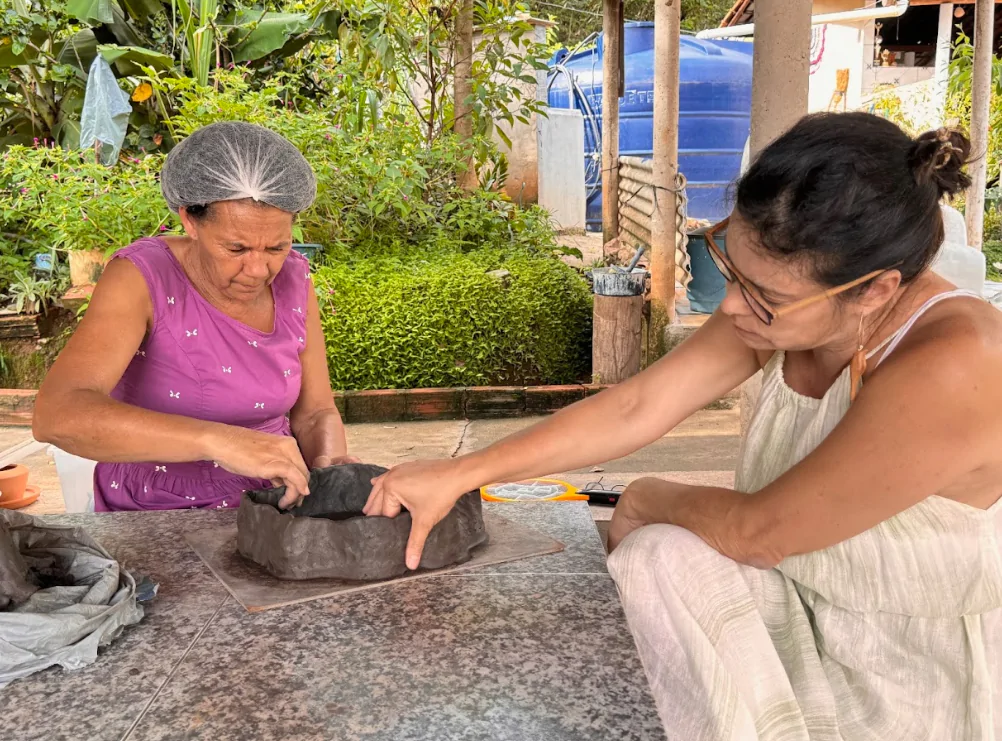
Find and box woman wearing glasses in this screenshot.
[366,113,1002,739]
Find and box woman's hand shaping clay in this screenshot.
[364,459,469,570]
[204,426,312,509]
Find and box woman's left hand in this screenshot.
[608,478,686,552]
[312,454,361,469]
[608,479,759,565]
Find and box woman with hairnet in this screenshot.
[33,122,358,511]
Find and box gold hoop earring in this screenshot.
[850,312,866,403]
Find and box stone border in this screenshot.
[0,390,37,426]
[1,384,736,427]
[334,385,608,423]
[0,386,610,427]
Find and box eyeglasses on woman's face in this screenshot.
[703,218,890,326]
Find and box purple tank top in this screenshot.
[93,238,311,511]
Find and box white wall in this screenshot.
[538,109,587,230]
[807,22,867,113]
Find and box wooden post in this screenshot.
[454,0,476,191]
[650,0,681,338]
[592,269,644,383]
[593,295,643,384]
[601,0,622,245]
[965,0,996,249]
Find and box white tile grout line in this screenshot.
[119,595,233,741]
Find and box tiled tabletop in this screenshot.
[3,502,665,741]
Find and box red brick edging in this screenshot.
[0,385,610,427]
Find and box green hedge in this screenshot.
[315,250,592,390]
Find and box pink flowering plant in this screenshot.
[0,145,171,261]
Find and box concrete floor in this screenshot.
[0,409,739,524]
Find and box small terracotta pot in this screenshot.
[68,249,108,288]
[0,463,29,502]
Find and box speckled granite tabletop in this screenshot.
[2,502,665,741]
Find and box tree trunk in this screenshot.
[453,0,476,190]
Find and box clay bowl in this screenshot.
[237,463,488,582]
[0,463,29,503]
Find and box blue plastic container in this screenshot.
[292,243,322,263]
[547,24,753,231]
[685,233,727,314]
[33,252,53,272]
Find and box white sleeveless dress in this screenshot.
[608,291,1002,740]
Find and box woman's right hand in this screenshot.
[363,458,472,570]
[203,426,311,509]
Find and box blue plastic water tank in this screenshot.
[547,23,753,231]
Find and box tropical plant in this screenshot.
[5,269,56,314]
[0,0,341,147]
[0,143,169,255]
[336,0,551,152]
[948,30,1002,185]
[540,0,733,47]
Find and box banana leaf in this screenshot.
[228,12,314,63]
[118,0,164,22]
[98,44,174,75]
[65,0,118,25]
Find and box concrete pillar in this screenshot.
[601,0,622,245]
[934,3,954,126]
[749,0,813,156]
[649,0,682,331]
[965,0,996,250]
[742,0,812,436]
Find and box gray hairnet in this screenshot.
[160,121,317,215]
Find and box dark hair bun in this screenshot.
[908,128,972,198]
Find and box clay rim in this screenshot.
[0,463,29,501]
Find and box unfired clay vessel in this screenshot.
[237,463,488,581]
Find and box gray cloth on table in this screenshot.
[0,510,144,687]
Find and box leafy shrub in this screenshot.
[949,33,1002,177]
[315,250,592,390]
[5,270,58,315]
[985,241,1002,282]
[0,145,170,294]
[161,73,573,262]
[984,205,1002,243]
[0,76,590,388]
